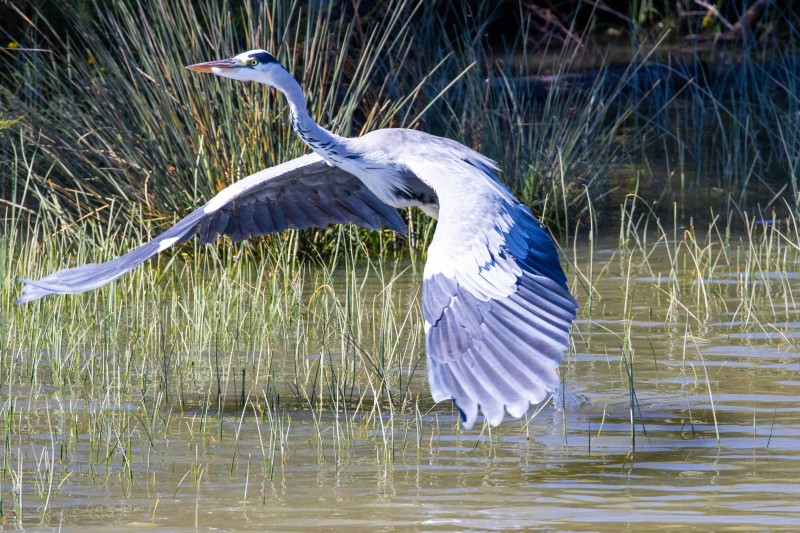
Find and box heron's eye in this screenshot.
[249,59,258,67]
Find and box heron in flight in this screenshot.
[18,49,578,429]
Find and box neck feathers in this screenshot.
[269,67,342,160]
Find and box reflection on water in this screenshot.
[3,235,800,530]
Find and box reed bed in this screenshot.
[5,161,800,516]
[2,0,800,526]
[3,1,797,237]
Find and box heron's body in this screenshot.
[19,49,578,429]
[315,129,442,215]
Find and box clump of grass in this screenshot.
[5,1,799,247]
[635,42,800,218]
[565,192,800,450]
[1,139,430,522]
[0,0,450,245]
[2,136,425,416]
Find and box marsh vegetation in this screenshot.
[2,0,800,529]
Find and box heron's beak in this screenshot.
[186,58,240,73]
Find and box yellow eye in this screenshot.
[249,59,258,67]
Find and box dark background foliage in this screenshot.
[1,0,798,245]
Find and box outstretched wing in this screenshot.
[18,153,406,303]
[408,155,578,429]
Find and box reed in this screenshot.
[3,2,799,245]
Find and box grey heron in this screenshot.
[18,49,578,429]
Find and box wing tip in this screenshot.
[432,362,559,430]
[391,220,408,236]
[455,391,556,429]
[16,278,52,304]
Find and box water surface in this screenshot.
[2,234,799,531]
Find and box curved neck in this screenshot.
[268,67,342,157]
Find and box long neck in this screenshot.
[269,67,343,158]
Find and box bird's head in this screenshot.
[186,49,283,84]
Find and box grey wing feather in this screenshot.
[406,154,577,430]
[424,210,577,429]
[18,153,406,304]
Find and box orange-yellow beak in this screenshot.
[186,58,240,73]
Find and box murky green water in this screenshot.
[3,232,800,531]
